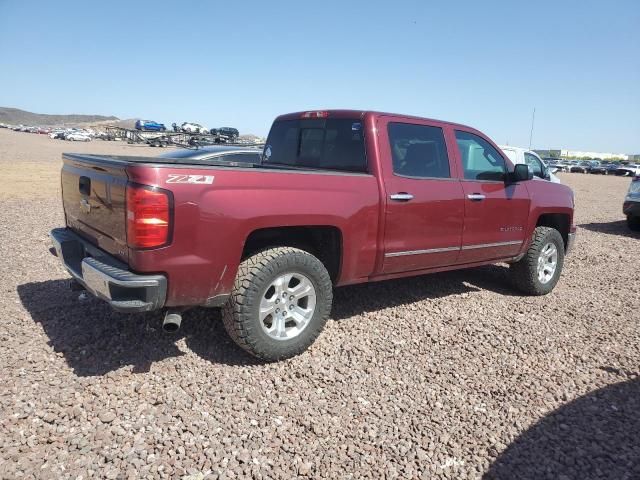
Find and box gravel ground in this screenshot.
[0,129,638,479]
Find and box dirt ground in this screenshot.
[0,129,169,199]
[0,128,638,479]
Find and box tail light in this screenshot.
[126,184,172,249]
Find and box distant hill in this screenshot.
[109,118,137,129]
[0,107,119,126]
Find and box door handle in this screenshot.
[390,193,414,202]
[79,176,91,196]
[467,193,486,201]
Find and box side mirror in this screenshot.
[509,163,534,183]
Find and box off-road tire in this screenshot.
[510,226,565,295]
[222,247,333,361]
[628,215,640,232]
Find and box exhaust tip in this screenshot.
[162,311,182,334]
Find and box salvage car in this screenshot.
[588,161,607,174]
[66,132,91,142]
[616,164,640,177]
[604,163,620,175]
[135,120,167,132]
[570,161,592,173]
[624,176,640,231]
[50,110,576,361]
[498,146,560,183]
[553,160,572,172]
[217,127,240,140]
[181,122,208,134]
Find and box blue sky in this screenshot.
[1,0,638,152]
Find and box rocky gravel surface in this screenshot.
[0,130,638,479]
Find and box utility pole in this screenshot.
[528,107,536,150]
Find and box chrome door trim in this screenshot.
[385,246,459,258]
[460,240,523,250]
[385,240,523,258]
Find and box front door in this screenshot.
[379,118,464,274]
[453,129,530,263]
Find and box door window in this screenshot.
[524,152,543,178]
[387,123,450,178]
[455,131,506,181]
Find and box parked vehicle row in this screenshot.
[2,120,242,145]
[546,158,637,176]
[5,124,53,134]
[168,122,240,139]
[4,124,97,142]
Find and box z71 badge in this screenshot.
[166,174,215,184]
[500,226,523,232]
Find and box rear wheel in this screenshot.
[222,247,333,361]
[510,226,565,295]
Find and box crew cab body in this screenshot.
[51,110,576,358]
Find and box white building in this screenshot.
[560,149,628,160]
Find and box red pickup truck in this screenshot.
[51,110,576,360]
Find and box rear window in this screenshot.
[263,118,367,172]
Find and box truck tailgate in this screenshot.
[61,154,129,261]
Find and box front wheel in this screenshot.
[222,247,333,361]
[510,226,565,295]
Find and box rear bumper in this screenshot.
[50,228,166,313]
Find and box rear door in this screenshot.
[379,117,464,274]
[452,129,530,263]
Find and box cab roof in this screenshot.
[274,109,477,131]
